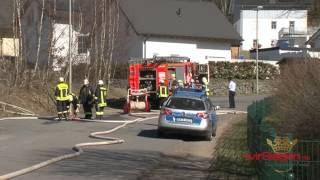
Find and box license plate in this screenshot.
[175,118,192,123]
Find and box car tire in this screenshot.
[157,128,165,137]
[205,130,213,141]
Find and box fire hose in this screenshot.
[0,115,158,180]
[0,107,246,180]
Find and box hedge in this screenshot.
[209,62,279,80]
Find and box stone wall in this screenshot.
[208,79,276,96]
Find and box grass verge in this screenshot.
[208,117,257,180]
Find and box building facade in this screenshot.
[235,9,308,50]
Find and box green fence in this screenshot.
[247,98,295,180]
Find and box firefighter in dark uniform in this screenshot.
[67,93,80,118]
[79,79,94,119]
[157,80,168,108]
[94,80,107,119]
[54,77,69,120]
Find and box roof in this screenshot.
[237,0,310,9]
[119,0,242,43]
[305,28,320,45]
[173,88,206,99]
[250,47,320,53]
[277,57,319,64]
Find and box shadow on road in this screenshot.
[137,129,207,142]
[22,149,211,180]
[106,98,126,109]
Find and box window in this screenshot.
[165,97,205,111]
[253,39,257,48]
[271,39,277,47]
[271,21,277,29]
[289,21,295,33]
[77,35,90,54]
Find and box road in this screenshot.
[0,95,264,180]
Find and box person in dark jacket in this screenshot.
[67,93,80,118]
[94,80,107,119]
[79,79,94,119]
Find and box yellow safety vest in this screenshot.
[159,86,168,98]
[203,83,209,96]
[56,83,69,101]
[98,87,107,107]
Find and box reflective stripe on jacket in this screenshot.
[95,86,107,107]
[159,86,168,98]
[55,83,69,101]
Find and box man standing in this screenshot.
[202,77,209,96]
[157,80,168,108]
[168,74,178,94]
[67,93,80,119]
[54,77,69,121]
[228,77,236,108]
[94,80,107,120]
[79,79,94,119]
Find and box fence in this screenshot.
[247,98,320,180]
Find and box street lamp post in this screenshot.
[69,0,72,93]
[255,6,263,94]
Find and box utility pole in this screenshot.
[256,6,263,94]
[69,0,72,93]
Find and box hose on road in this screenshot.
[0,109,246,179]
[0,115,157,180]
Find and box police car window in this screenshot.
[165,97,205,110]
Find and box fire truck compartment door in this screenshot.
[175,67,184,81]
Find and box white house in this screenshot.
[235,9,308,51]
[118,0,242,64]
[52,24,90,70]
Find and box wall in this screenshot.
[208,79,276,96]
[0,38,19,57]
[239,10,308,51]
[145,37,232,64]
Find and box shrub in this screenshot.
[209,62,279,80]
[274,59,320,140]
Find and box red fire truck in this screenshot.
[123,57,208,113]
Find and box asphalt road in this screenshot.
[0,95,264,180]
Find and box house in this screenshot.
[305,28,320,48]
[118,0,242,63]
[250,46,320,61]
[234,0,309,51]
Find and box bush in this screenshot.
[209,62,279,80]
[274,59,320,140]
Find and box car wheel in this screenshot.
[205,130,213,141]
[157,128,165,137]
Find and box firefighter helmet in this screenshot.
[98,80,104,85]
[84,79,89,85]
[59,77,64,82]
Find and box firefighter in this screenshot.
[79,79,94,119]
[178,80,184,87]
[168,74,178,93]
[157,80,168,108]
[190,79,196,88]
[54,77,69,121]
[202,77,209,96]
[68,93,80,118]
[94,80,107,120]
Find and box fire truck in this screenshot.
[123,56,208,113]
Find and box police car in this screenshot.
[157,88,218,141]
